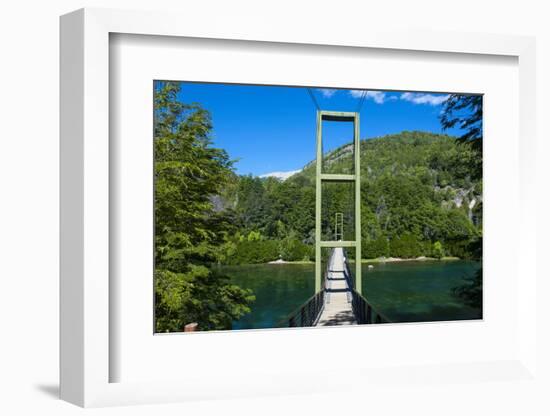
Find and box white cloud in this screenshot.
[349,90,366,98]
[317,88,337,98]
[259,169,301,181]
[349,90,387,104]
[367,91,386,104]
[400,92,449,106]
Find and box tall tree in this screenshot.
[154,81,254,332]
[440,94,483,307]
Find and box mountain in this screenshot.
[226,131,482,260]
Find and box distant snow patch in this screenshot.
[259,169,301,180]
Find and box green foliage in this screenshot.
[279,236,314,261]
[363,235,389,259]
[432,241,444,259]
[154,81,254,332]
[155,268,255,332]
[440,94,483,148]
[439,95,483,307]
[440,94,482,179]
[225,239,280,265]
[389,233,422,258]
[247,230,262,242]
[223,229,314,264]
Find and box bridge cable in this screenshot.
[355,90,369,113]
[306,87,321,111]
[308,87,368,113]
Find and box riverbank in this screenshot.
[268,259,314,264]
[361,256,460,263]
[267,256,460,265]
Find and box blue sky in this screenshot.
[173,82,467,177]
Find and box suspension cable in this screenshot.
[306,87,321,111]
[307,87,368,114]
[355,90,368,113]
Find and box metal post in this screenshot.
[315,111,323,293]
[354,113,362,294]
[315,111,362,295]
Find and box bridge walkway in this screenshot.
[315,247,357,326]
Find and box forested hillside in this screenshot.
[220,131,482,264]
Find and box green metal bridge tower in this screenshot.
[315,111,362,294]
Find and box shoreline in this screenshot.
[361,256,460,264]
[267,256,461,265]
[267,259,314,265]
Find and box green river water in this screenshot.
[218,260,481,330]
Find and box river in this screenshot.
[217,260,481,330]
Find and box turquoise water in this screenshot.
[360,261,481,323]
[219,260,481,330]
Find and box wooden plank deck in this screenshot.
[315,248,357,326]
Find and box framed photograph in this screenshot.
[60,8,537,407]
[150,80,482,333]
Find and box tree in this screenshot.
[247,230,262,242]
[389,233,422,258]
[440,94,483,150]
[154,81,254,332]
[235,175,270,232]
[363,235,389,259]
[432,241,444,259]
[441,94,482,307]
[279,231,314,261]
[226,239,279,264]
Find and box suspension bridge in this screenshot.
[281,246,390,327]
[280,102,390,328]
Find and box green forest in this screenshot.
[154,82,483,332]
[220,130,482,264]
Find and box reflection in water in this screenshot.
[218,260,481,330]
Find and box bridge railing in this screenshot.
[343,248,392,324]
[284,290,325,327]
[279,247,391,327]
[279,249,334,327]
[323,247,334,304]
[342,248,356,290]
[350,290,391,324]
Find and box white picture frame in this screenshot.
[60,8,538,407]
